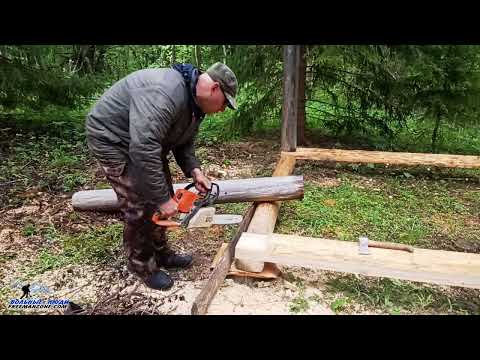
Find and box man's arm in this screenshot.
[173,137,211,193]
[172,136,201,178]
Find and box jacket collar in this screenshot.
[172,63,205,122]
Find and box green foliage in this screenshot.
[62,172,89,192]
[22,223,37,237]
[226,46,283,135]
[0,45,102,110]
[330,297,349,313]
[289,295,310,313]
[306,45,480,150]
[0,118,91,208]
[33,248,72,274]
[2,44,480,154]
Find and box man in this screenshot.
[85,62,238,290]
[21,284,30,298]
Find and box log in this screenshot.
[284,148,480,169]
[296,45,306,146]
[235,154,296,272]
[235,232,480,289]
[191,204,257,315]
[281,45,299,152]
[72,176,304,211]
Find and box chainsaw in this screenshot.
[151,182,242,229]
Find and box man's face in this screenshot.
[202,83,228,114]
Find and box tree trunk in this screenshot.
[171,45,176,65]
[194,45,202,69]
[94,45,108,72]
[297,45,306,145]
[124,46,129,74]
[222,45,227,64]
[431,112,442,154]
[71,45,95,74]
[281,45,300,152]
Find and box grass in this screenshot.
[277,177,475,247]
[325,274,480,315]
[0,115,94,208]
[289,295,310,313]
[30,223,123,275]
[330,297,350,314]
[22,223,38,237]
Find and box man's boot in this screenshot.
[156,247,193,269]
[124,222,175,291]
[127,258,175,291]
[143,270,174,291]
[150,226,193,269]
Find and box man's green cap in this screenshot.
[206,62,238,110]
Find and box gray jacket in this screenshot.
[86,68,202,205]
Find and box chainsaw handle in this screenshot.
[151,213,181,228]
[183,182,218,198]
[184,183,196,191]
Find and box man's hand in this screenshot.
[158,197,178,219]
[191,168,211,194]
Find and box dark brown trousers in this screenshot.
[99,157,174,278]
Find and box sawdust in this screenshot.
[207,267,335,315]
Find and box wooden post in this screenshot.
[281,45,300,152]
[297,45,306,146]
[235,154,297,272]
[191,204,257,315]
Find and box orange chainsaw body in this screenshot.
[151,188,200,227]
[151,183,219,228]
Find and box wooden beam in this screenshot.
[191,204,257,315]
[235,154,297,272]
[284,148,480,169]
[235,232,480,289]
[72,175,303,212]
[281,45,300,152]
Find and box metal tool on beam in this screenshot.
[358,236,414,254]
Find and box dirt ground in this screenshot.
[1,137,479,315]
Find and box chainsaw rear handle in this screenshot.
[151,216,181,228]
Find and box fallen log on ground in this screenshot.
[72,175,304,211]
[283,148,480,169]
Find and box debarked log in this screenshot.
[72,176,304,211]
